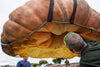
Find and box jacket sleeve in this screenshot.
[28,62,31,67]
[16,62,20,67]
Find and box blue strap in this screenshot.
[70,0,77,24]
[47,0,54,22]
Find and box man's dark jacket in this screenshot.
[80,39,100,67]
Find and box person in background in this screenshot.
[64,32,100,67]
[17,57,31,67]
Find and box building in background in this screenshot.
[46,63,79,67]
[0,65,15,67]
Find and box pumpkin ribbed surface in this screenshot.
[1,0,100,58]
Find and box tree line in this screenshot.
[31,58,69,67]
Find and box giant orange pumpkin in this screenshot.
[1,0,100,58]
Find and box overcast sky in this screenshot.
[0,0,100,66]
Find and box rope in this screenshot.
[52,21,100,32]
[1,21,48,45]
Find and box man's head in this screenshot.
[64,32,86,55]
[23,57,28,61]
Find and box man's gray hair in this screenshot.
[65,33,85,52]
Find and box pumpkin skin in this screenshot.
[1,0,100,58]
